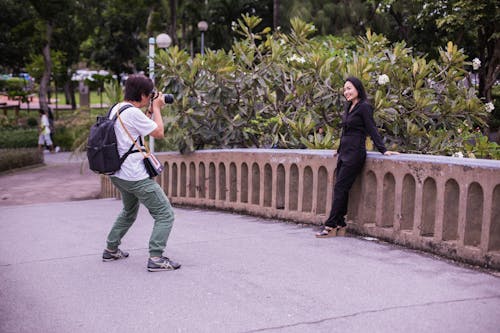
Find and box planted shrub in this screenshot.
[0,148,43,172]
[0,129,38,148]
[155,15,496,158]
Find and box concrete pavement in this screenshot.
[0,153,499,333]
[0,152,101,206]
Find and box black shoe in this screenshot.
[102,248,129,262]
[147,257,181,272]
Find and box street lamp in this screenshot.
[156,33,172,49]
[148,33,172,153]
[197,21,208,56]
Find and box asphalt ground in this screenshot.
[0,153,499,333]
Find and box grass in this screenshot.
[51,90,110,106]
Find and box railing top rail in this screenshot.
[156,149,500,169]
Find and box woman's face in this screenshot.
[343,81,359,102]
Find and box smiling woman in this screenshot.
[316,76,398,238]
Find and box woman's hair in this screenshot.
[124,74,154,102]
[345,76,367,102]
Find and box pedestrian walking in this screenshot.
[316,76,398,238]
[38,109,54,153]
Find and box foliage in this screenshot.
[462,132,500,159]
[155,15,495,158]
[0,77,35,103]
[0,148,43,172]
[103,79,123,105]
[0,128,38,148]
[0,0,37,72]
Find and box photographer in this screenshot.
[102,74,181,272]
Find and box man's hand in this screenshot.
[152,92,166,110]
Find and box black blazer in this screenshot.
[337,100,387,165]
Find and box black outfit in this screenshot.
[325,100,387,228]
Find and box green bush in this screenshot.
[0,129,38,148]
[53,126,76,151]
[154,15,495,159]
[26,117,38,127]
[0,148,43,172]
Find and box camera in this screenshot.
[163,93,174,104]
[150,89,174,104]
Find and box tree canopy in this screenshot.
[0,0,497,104]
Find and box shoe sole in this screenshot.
[315,233,337,238]
[102,257,127,262]
[336,228,347,236]
[315,227,347,238]
[147,266,181,272]
[102,255,129,262]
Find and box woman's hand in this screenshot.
[383,151,399,156]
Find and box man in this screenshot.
[102,74,180,272]
[38,109,54,153]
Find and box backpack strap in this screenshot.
[109,103,143,163]
[116,111,151,158]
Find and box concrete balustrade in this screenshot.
[101,149,500,269]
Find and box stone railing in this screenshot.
[101,149,500,270]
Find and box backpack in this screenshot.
[87,104,139,175]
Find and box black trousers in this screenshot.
[324,158,365,228]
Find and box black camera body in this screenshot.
[150,89,174,104]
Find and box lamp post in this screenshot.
[197,21,208,56]
[148,33,172,153]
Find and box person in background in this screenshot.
[316,76,399,238]
[46,107,60,152]
[38,109,54,153]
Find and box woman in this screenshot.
[316,76,398,238]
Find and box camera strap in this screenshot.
[116,110,152,158]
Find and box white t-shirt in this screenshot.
[40,114,51,135]
[109,102,158,181]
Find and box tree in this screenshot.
[28,0,68,112]
[86,0,151,74]
[426,0,499,101]
[0,0,37,73]
[273,0,279,30]
[370,0,499,102]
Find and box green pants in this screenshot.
[106,177,174,257]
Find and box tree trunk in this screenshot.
[481,38,500,102]
[39,22,53,113]
[169,0,178,46]
[64,79,76,109]
[273,0,279,30]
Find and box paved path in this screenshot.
[0,154,499,333]
[0,152,101,206]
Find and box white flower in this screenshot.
[377,74,390,85]
[286,54,306,64]
[484,102,495,113]
[472,58,481,70]
[452,152,464,158]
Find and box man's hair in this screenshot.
[345,76,367,102]
[124,74,154,102]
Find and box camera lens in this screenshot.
[163,94,174,104]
